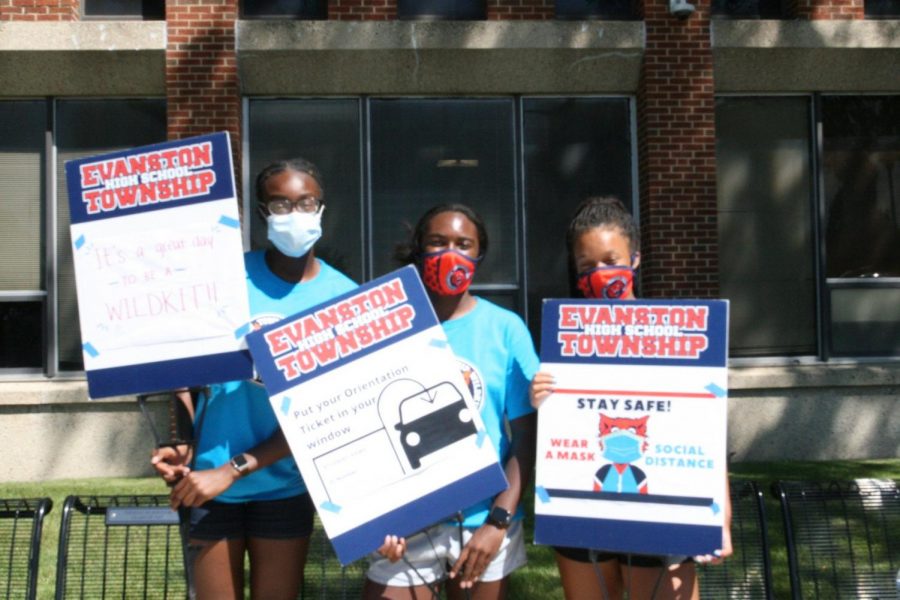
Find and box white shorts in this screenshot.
[366,520,526,587]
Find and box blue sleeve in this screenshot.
[505,314,539,422]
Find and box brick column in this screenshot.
[637,0,718,298]
[166,0,241,185]
[0,0,78,20]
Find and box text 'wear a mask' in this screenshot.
[421,249,480,296]
[267,208,323,258]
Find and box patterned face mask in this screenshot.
[577,265,634,299]
[420,249,480,296]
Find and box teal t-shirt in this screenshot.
[441,298,539,526]
[193,251,356,503]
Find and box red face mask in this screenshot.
[421,249,480,296]
[577,265,634,299]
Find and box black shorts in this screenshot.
[189,494,315,541]
[553,546,692,568]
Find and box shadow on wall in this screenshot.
[729,366,900,461]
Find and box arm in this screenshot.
[168,427,292,510]
[450,412,536,588]
[150,389,195,484]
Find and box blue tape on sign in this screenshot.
[711,501,720,515]
[429,338,448,349]
[280,396,291,416]
[74,235,86,250]
[234,323,252,339]
[83,343,99,358]
[320,501,342,513]
[218,215,240,228]
[536,486,551,504]
[476,429,486,448]
[705,383,727,397]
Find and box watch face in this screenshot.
[489,507,512,528]
[231,454,249,472]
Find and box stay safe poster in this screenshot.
[65,132,252,398]
[534,299,729,557]
[246,266,508,565]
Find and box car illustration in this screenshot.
[394,381,477,469]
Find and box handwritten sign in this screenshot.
[534,299,729,557]
[65,132,252,398]
[246,266,508,565]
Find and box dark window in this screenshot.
[82,0,164,19]
[711,0,784,18]
[396,0,487,20]
[554,0,637,20]
[864,0,900,17]
[240,0,327,19]
[248,97,636,337]
[0,302,43,369]
[56,99,167,371]
[523,97,635,342]
[370,98,518,310]
[822,96,900,356]
[716,94,900,359]
[0,101,46,370]
[247,99,363,282]
[715,97,816,356]
[0,98,166,374]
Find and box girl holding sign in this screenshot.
[151,158,356,600]
[364,204,539,600]
[530,196,732,600]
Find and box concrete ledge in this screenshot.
[237,20,645,94]
[0,380,169,482]
[2,359,898,480]
[712,20,900,92]
[729,360,900,390]
[0,21,166,96]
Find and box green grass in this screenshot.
[2,460,897,599]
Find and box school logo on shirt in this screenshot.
[457,358,485,411]
[250,313,284,331]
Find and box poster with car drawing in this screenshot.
[246,265,508,565]
[64,132,252,399]
[534,299,729,557]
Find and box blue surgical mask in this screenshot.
[601,431,643,464]
[267,207,323,258]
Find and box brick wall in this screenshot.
[487,0,554,19]
[166,0,241,188]
[637,0,718,298]
[0,0,77,20]
[791,0,865,18]
[331,0,394,19]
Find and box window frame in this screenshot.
[243,94,639,338]
[717,92,900,364]
[0,97,167,379]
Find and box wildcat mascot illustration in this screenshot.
[594,414,650,494]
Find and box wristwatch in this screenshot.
[486,506,512,529]
[229,454,251,477]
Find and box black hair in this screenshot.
[566,196,640,256]
[255,157,325,204]
[394,203,489,265]
[566,196,640,296]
